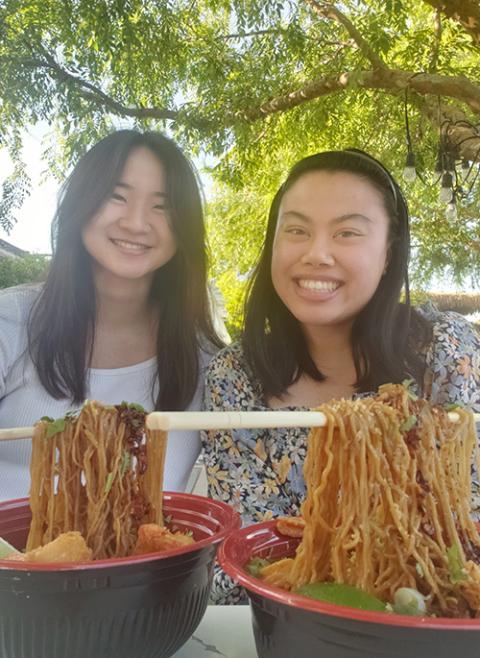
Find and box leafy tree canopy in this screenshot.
[1,0,479,330]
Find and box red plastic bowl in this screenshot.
[0,493,240,658]
[219,520,480,658]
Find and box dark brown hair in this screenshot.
[28,129,222,410]
[243,149,431,398]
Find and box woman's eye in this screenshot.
[153,204,166,212]
[285,227,307,236]
[111,192,126,202]
[336,230,361,238]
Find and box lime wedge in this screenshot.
[296,582,387,612]
[0,536,19,558]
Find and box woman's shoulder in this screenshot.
[416,304,479,351]
[416,304,480,409]
[205,340,250,375]
[204,341,261,408]
[0,283,43,324]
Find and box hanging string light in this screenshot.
[402,90,480,221]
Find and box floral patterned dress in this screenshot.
[202,308,480,603]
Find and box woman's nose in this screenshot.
[118,202,150,233]
[300,238,335,267]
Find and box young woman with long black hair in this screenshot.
[202,149,480,603]
[0,129,222,501]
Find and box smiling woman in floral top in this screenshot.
[203,149,480,603]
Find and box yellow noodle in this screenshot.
[26,401,168,559]
[263,384,480,618]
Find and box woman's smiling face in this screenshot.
[81,146,177,289]
[271,169,390,333]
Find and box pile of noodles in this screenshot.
[27,401,168,559]
[262,384,480,618]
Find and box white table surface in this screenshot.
[173,604,257,658]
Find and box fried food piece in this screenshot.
[276,516,306,538]
[5,531,92,563]
[133,523,195,555]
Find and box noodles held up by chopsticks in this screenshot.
[262,384,480,618]
[27,401,168,559]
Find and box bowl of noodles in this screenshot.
[0,402,241,658]
[219,385,480,658]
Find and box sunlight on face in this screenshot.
[271,170,390,332]
[81,146,177,291]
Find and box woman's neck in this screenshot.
[89,272,158,368]
[93,272,154,327]
[303,322,354,375]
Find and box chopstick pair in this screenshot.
[0,410,478,442]
[0,411,328,442]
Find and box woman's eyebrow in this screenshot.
[280,210,372,224]
[114,181,167,197]
[332,213,372,224]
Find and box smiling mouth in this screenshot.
[298,279,340,293]
[111,239,150,252]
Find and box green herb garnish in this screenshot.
[104,472,115,494]
[402,379,418,401]
[45,418,66,438]
[120,451,131,477]
[446,543,467,584]
[444,403,462,411]
[246,556,272,577]
[400,415,417,432]
[120,401,146,412]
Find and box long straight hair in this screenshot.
[28,130,222,410]
[243,149,431,398]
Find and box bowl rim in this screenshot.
[0,491,241,572]
[218,519,480,630]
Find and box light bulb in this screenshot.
[439,186,453,203]
[403,166,416,183]
[445,202,457,221]
[439,172,453,203]
[402,151,416,183]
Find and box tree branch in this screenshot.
[428,9,442,73]
[304,0,386,69]
[422,0,480,45]
[18,52,179,122]
[239,69,480,161]
[241,69,480,119]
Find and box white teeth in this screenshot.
[113,239,147,251]
[298,279,339,292]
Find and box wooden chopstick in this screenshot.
[0,411,479,442]
[145,410,328,431]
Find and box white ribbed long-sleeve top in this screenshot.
[0,284,209,501]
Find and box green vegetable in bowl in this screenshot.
[392,587,427,616]
[0,536,19,558]
[246,556,272,577]
[296,582,387,612]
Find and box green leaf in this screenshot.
[45,418,66,438]
[295,582,387,612]
[120,451,131,477]
[446,543,467,584]
[246,556,272,577]
[0,536,20,558]
[400,415,417,432]
[443,403,462,411]
[104,472,115,494]
[401,379,418,401]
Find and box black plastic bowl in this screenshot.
[219,521,480,658]
[0,493,240,658]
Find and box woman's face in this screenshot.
[271,170,390,333]
[81,146,177,288]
